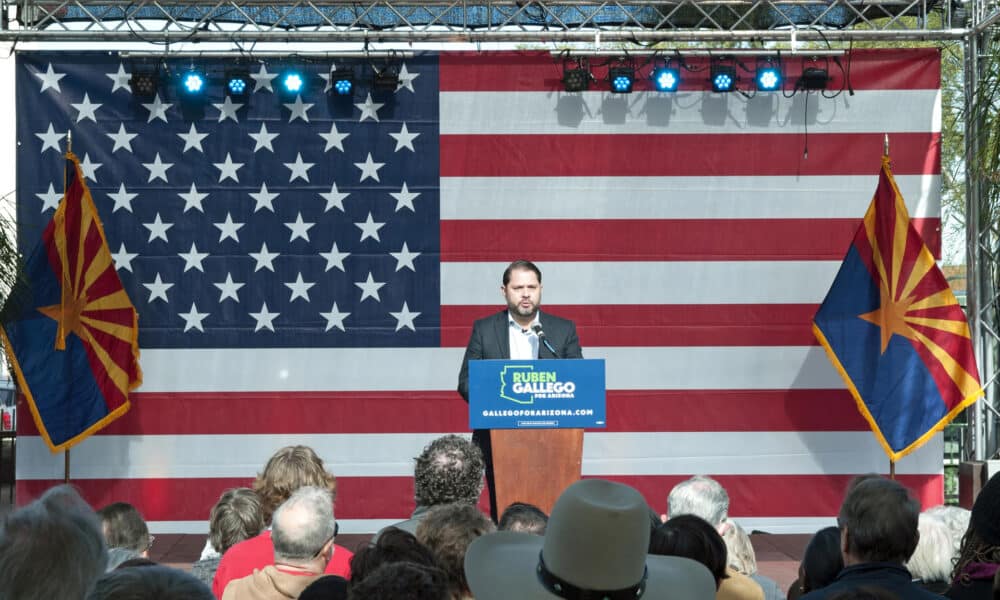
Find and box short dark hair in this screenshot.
[349,527,442,587]
[348,562,448,600]
[97,502,150,553]
[413,435,485,507]
[827,586,902,600]
[801,526,844,594]
[208,488,265,554]
[86,564,214,600]
[415,503,496,597]
[649,514,729,589]
[498,502,548,535]
[838,477,919,564]
[502,260,542,286]
[0,484,108,599]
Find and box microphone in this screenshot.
[532,324,558,356]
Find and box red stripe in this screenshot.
[441,218,941,262]
[440,133,940,177]
[439,49,940,92]
[442,304,822,347]
[14,473,942,521]
[15,389,867,436]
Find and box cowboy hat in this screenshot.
[465,479,717,600]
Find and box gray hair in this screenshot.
[667,476,730,528]
[721,520,757,575]
[0,484,108,600]
[906,513,955,583]
[271,486,336,563]
[923,505,970,561]
[209,488,264,554]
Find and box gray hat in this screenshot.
[464,479,717,600]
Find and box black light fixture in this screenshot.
[562,59,591,92]
[372,65,399,91]
[800,57,831,90]
[608,60,636,94]
[755,57,783,92]
[129,64,160,100]
[650,58,681,92]
[710,61,738,93]
[225,68,252,99]
[329,67,354,96]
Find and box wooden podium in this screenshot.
[491,428,583,515]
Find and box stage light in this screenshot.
[225,69,251,98]
[562,63,591,92]
[329,68,354,96]
[651,66,680,92]
[129,67,160,100]
[372,65,400,91]
[756,59,783,92]
[800,67,831,90]
[608,66,635,94]
[279,69,306,95]
[179,69,207,97]
[710,64,737,93]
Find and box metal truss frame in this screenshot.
[4,0,1000,461]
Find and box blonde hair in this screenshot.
[253,446,337,525]
[722,520,757,575]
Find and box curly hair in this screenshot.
[950,526,1000,586]
[413,435,484,507]
[253,446,337,525]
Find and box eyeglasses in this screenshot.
[311,523,339,558]
[146,534,155,551]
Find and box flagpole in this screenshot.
[63,129,72,485]
[889,459,895,480]
[883,133,889,157]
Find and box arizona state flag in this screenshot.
[813,156,982,461]
[0,151,141,452]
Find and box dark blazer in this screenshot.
[800,563,946,600]
[457,309,583,401]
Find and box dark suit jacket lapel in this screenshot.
[493,310,510,359]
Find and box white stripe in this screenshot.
[147,517,840,535]
[132,346,840,392]
[15,431,939,479]
[439,89,941,135]
[441,261,841,305]
[440,175,941,220]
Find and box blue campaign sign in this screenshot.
[468,359,606,429]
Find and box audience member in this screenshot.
[192,488,265,587]
[349,527,443,589]
[105,548,143,571]
[799,477,939,599]
[827,587,902,600]
[97,502,152,557]
[907,513,953,593]
[86,564,213,600]
[222,486,337,600]
[416,503,496,599]
[349,562,449,600]
[213,446,352,597]
[723,519,786,600]
[948,471,1000,599]
[464,479,717,600]
[497,502,547,535]
[299,576,348,600]
[925,505,971,561]
[799,527,846,596]
[650,514,729,589]
[0,484,107,600]
[376,435,485,539]
[667,476,766,600]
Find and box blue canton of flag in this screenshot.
[16,53,441,348]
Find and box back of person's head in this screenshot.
[416,503,496,598]
[414,435,485,507]
[208,487,265,554]
[827,587,901,600]
[906,513,953,584]
[97,502,151,554]
[649,514,729,589]
[105,548,142,571]
[721,519,757,576]
[801,526,845,594]
[952,471,1000,585]
[254,445,337,525]
[838,477,919,564]
[498,502,548,535]
[350,527,442,586]
[348,562,448,600]
[300,575,349,600]
[86,564,213,600]
[666,475,729,529]
[923,504,970,560]
[0,484,108,600]
[271,486,337,565]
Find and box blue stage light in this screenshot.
[225,70,251,98]
[329,68,354,96]
[756,64,782,91]
[651,67,680,92]
[710,65,737,93]
[180,70,206,96]
[608,66,634,94]
[280,70,306,95]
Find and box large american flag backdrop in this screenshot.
[14,49,944,533]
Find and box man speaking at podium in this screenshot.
[457,259,583,520]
